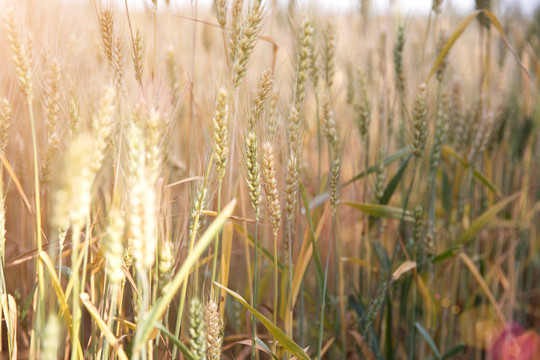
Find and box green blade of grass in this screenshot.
[343,147,411,187]
[369,154,413,227]
[428,10,533,84]
[442,344,466,359]
[154,323,195,360]
[256,338,280,360]
[132,199,236,355]
[415,322,442,360]
[379,154,412,205]
[456,192,520,245]
[299,179,324,291]
[432,246,461,263]
[343,202,414,222]
[305,149,412,213]
[214,282,311,360]
[442,145,502,197]
[372,242,390,272]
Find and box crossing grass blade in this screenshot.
[154,323,196,360]
[428,10,533,83]
[214,282,311,360]
[80,293,129,360]
[343,202,415,222]
[415,322,442,360]
[299,180,324,291]
[39,252,84,359]
[456,192,520,246]
[442,146,502,197]
[131,199,236,354]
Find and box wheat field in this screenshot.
[0,0,539,358]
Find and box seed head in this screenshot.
[105,208,125,284]
[214,0,228,27]
[205,298,223,360]
[248,69,273,132]
[213,88,229,182]
[132,30,145,84]
[98,7,114,65]
[159,241,175,295]
[329,152,343,216]
[0,98,11,153]
[430,90,449,173]
[189,297,207,359]
[394,25,406,95]
[127,121,157,270]
[244,132,261,220]
[5,8,33,101]
[188,181,208,241]
[321,96,338,151]
[294,16,314,106]
[354,69,371,138]
[232,0,263,88]
[262,142,281,236]
[322,20,336,89]
[91,86,116,173]
[411,83,428,158]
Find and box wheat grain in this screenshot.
[5,8,33,101]
[232,0,263,88]
[189,297,207,359]
[132,30,145,84]
[262,141,281,236]
[411,83,428,158]
[91,86,116,173]
[329,151,343,216]
[105,208,125,285]
[244,131,261,220]
[354,69,371,139]
[213,88,229,182]
[321,96,338,151]
[294,16,314,106]
[0,98,11,153]
[322,20,336,89]
[127,120,156,270]
[205,298,223,360]
[158,241,175,295]
[214,0,228,27]
[393,24,406,96]
[98,8,114,65]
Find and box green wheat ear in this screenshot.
[411,82,428,158]
[189,297,207,359]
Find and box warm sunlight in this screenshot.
[0,0,539,359]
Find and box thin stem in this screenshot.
[172,163,211,358]
[251,218,259,360]
[286,221,293,340]
[153,6,157,80]
[211,180,222,286]
[317,216,334,359]
[78,217,92,354]
[272,231,278,353]
[70,224,82,360]
[101,283,119,360]
[420,10,433,76]
[28,97,46,357]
